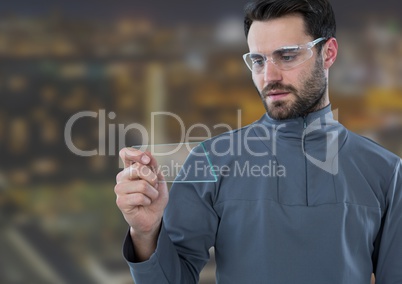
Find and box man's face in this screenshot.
[247,15,328,120]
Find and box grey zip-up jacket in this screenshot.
[123,105,402,283]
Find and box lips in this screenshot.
[266,90,290,101]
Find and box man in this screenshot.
[115,0,402,283]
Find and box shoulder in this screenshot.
[345,130,399,165]
[340,130,401,190]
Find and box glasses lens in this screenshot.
[272,47,313,70]
[244,54,265,73]
[243,42,318,72]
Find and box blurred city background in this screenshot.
[0,0,401,283]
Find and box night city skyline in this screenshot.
[1,0,400,26]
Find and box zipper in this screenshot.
[303,116,309,206]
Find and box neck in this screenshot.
[303,93,330,117]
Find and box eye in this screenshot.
[251,57,264,66]
[280,53,298,62]
[273,48,300,64]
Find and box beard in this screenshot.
[257,56,328,120]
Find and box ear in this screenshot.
[322,37,338,69]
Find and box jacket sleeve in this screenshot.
[123,147,219,283]
[373,159,402,282]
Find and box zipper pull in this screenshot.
[303,117,307,129]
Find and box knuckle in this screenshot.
[114,183,121,194]
[136,180,149,193]
[150,174,158,185]
[128,165,136,179]
[132,194,146,205]
[116,170,124,183]
[119,147,128,159]
[115,196,124,208]
[127,165,143,181]
[135,163,144,173]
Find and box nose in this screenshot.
[263,60,283,83]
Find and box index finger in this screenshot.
[119,147,151,169]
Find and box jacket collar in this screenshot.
[254,104,340,141]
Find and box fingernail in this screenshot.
[141,155,150,164]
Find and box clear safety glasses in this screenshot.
[242,37,326,73]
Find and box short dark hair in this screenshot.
[244,0,336,46]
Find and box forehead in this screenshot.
[247,15,311,53]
